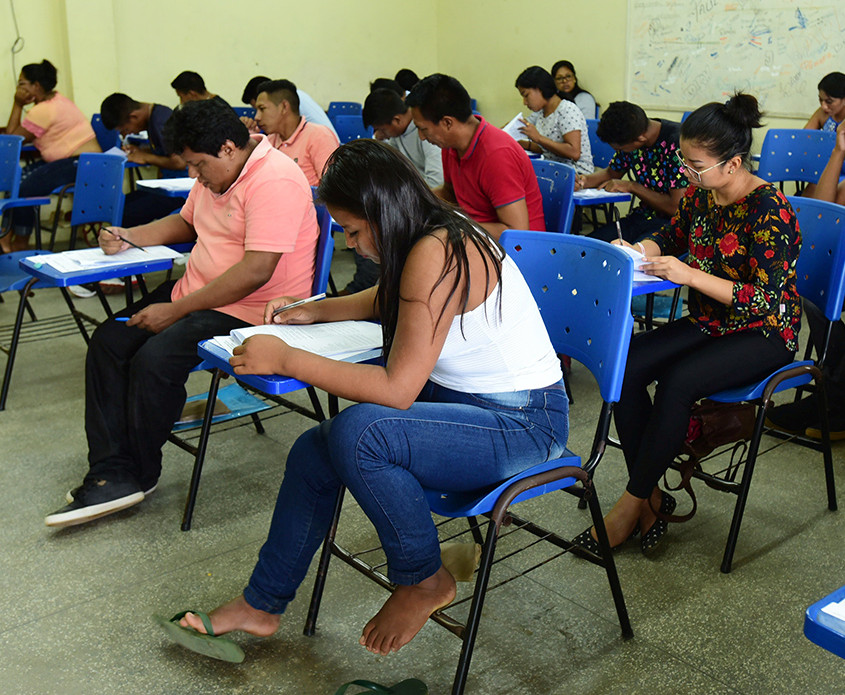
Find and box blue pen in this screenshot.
[115,317,130,322]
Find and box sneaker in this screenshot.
[45,478,144,528]
[765,395,820,434]
[65,482,157,504]
[68,284,97,298]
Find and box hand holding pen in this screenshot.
[263,293,326,325]
[98,226,148,255]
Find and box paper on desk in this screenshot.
[574,188,632,200]
[25,245,183,274]
[618,244,662,282]
[136,177,195,193]
[820,599,845,634]
[103,146,128,159]
[502,112,526,141]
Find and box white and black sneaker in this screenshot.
[65,482,157,504]
[45,478,145,528]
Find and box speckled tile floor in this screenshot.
[1,238,843,695]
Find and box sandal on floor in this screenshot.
[335,679,428,695]
[640,491,677,554]
[153,611,245,663]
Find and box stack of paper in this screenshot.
[24,245,183,274]
[502,112,526,141]
[136,178,195,193]
[820,598,845,635]
[618,244,662,283]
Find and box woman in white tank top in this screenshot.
[167,140,569,661]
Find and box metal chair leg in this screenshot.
[0,277,37,411]
[304,486,346,636]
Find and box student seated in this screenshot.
[576,101,688,244]
[394,68,420,95]
[2,59,100,252]
[100,93,187,227]
[574,94,801,554]
[514,66,594,175]
[551,60,596,121]
[250,79,338,187]
[44,100,319,528]
[241,76,338,139]
[170,71,229,107]
[804,71,845,132]
[158,139,568,659]
[369,78,403,96]
[405,73,545,239]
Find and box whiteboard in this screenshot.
[627,1,845,118]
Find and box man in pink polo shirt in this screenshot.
[46,100,319,528]
[406,73,545,239]
[252,79,339,186]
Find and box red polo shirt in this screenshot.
[443,117,545,231]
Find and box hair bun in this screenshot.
[724,92,763,130]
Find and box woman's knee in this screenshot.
[326,404,396,475]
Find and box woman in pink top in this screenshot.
[3,60,99,252]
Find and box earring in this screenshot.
[729,169,734,174]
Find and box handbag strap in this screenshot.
[335,681,394,695]
[652,456,698,523]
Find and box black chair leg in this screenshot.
[304,486,346,636]
[814,382,837,511]
[0,277,37,411]
[181,368,224,531]
[60,287,92,343]
[250,412,265,435]
[466,515,485,546]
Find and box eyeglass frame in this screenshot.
[674,151,732,183]
[554,74,576,84]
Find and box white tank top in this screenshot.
[429,254,563,393]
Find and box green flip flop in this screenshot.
[153,611,245,663]
[334,679,428,695]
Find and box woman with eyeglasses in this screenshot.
[573,93,801,555]
[551,60,596,121]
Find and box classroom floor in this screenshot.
[1,240,844,695]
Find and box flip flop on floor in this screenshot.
[334,679,428,695]
[153,611,245,663]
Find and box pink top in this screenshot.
[175,135,319,325]
[21,92,97,162]
[267,118,339,186]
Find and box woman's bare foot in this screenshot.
[587,491,644,547]
[637,488,663,535]
[360,565,456,655]
[180,595,280,637]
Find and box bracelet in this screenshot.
[636,242,645,255]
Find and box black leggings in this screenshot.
[615,319,794,499]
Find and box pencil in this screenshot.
[104,227,148,253]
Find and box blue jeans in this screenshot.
[244,380,569,614]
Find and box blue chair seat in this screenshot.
[0,250,53,292]
[708,361,815,403]
[0,196,51,213]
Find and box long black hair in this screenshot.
[317,139,503,356]
[681,92,763,168]
[551,60,588,101]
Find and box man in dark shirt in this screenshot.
[170,71,230,108]
[577,101,688,243]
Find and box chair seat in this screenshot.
[424,450,581,517]
[708,360,815,403]
[0,196,51,213]
[171,382,272,432]
[0,251,54,292]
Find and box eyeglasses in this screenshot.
[675,151,727,183]
[555,74,576,83]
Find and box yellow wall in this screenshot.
[0,0,809,142]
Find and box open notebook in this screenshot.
[618,245,663,283]
[205,320,383,364]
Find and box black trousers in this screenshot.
[615,319,794,498]
[589,207,670,244]
[83,282,249,490]
[804,298,845,412]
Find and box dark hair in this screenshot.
[596,101,649,145]
[21,60,57,92]
[818,72,845,99]
[242,75,271,104]
[257,79,300,112]
[551,60,587,100]
[170,71,206,94]
[100,93,142,130]
[317,139,502,356]
[681,92,763,167]
[405,73,472,123]
[515,66,557,100]
[363,89,408,128]
[394,69,420,92]
[163,99,249,155]
[369,78,403,97]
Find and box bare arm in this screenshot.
[124,145,186,170]
[479,198,530,240]
[98,214,197,253]
[520,119,582,161]
[601,179,685,217]
[262,286,379,325]
[813,122,845,204]
[432,181,457,204]
[575,167,618,190]
[804,107,826,130]
[6,87,34,141]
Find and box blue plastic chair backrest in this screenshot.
[327,101,363,119]
[758,130,836,185]
[69,153,126,227]
[586,118,615,169]
[91,114,120,151]
[499,230,634,403]
[681,111,692,122]
[788,196,845,322]
[232,106,255,119]
[312,202,335,296]
[0,135,23,197]
[531,159,576,233]
[333,115,373,144]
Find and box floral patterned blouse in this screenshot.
[646,183,802,352]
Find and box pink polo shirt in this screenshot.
[21,92,97,162]
[175,135,319,325]
[443,117,545,231]
[267,118,339,186]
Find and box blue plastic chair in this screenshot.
[756,129,836,193]
[327,101,362,128]
[332,114,373,144]
[304,232,635,694]
[90,113,120,151]
[685,196,842,573]
[232,106,256,120]
[531,159,576,233]
[60,153,126,250]
[585,118,616,170]
[0,135,51,248]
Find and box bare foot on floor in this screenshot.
[360,565,457,656]
[180,595,280,637]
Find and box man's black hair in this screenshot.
[405,73,472,123]
[100,93,142,130]
[170,71,206,94]
[595,101,649,146]
[363,89,409,128]
[256,79,300,112]
[163,99,249,155]
[242,75,271,105]
[394,69,419,92]
[369,78,403,97]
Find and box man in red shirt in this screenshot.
[406,73,545,238]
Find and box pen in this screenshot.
[104,227,148,253]
[616,220,623,245]
[271,293,326,318]
[115,317,130,322]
